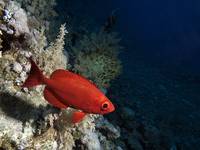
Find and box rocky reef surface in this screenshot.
[0,1,121,149]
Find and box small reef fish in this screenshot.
[22,58,115,123]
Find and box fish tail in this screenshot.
[22,57,45,88]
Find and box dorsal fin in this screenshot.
[50,69,74,79]
[51,69,90,82]
[50,69,99,88]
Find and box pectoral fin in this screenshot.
[71,111,86,123]
[44,87,68,109]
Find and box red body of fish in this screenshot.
[22,58,115,123]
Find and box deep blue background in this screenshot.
[56,0,200,148]
[58,0,200,74]
[108,0,200,75]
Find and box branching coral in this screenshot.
[35,24,68,76]
[72,31,122,55]
[72,31,122,88]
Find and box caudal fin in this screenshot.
[22,58,45,88]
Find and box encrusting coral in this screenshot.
[72,30,122,88]
[0,0,32,53]
[16,0,57,29]
[0,1,121,149]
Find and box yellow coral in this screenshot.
[72,31,122,88]
[74,50,121,88]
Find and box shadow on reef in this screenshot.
[0,92,60,124]
[105,76,174,150]
[106,66,200,149]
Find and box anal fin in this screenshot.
[44,87,68,109]
[71,111,86,123]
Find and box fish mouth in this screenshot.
[109,103,115,113]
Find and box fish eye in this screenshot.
[101,102,109,111]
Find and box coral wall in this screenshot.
[0,1,121,149]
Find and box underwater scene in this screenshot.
[0,0,200,149]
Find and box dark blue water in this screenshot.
[57,0,200,149]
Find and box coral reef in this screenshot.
[0,1,121,149]
[0,0,32,52]
[72,31,122,88]
[1,1,30,36]
[16,0,57,29]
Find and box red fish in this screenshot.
[22,58,115,123]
